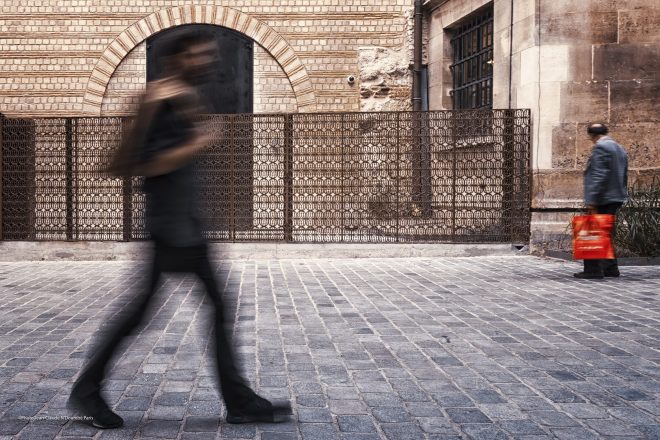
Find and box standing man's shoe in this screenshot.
[603,270,620,277]
[68,388,124,429]
[573,271,604,279]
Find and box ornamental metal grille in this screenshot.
[450,6,494,109]
[1,110,530,243]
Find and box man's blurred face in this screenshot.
[180,40,218,83]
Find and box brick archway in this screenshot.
[82,4,317,115]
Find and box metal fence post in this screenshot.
[120,118,133,241]
[283,114,293,242]
[65,118,75,240]
[451,113,457,241]
[0,113,4,241]
[396,113,400,242]
[502,109,515,242]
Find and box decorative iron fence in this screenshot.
[0,110,531,243]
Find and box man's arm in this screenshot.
[133,81,212,177]
[107,89,162,177]
[135,128,211,177]
[584,144,610,206]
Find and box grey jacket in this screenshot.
[584,136,628,206]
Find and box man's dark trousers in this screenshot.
[584,203,622,275]
[73,241,252,410]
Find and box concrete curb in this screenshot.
[0,241,523,261]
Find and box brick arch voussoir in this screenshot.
[82,4,317,115]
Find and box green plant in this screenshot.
[614,177,660,258]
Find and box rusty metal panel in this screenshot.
[0,110,531,243]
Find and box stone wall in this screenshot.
[0,1,415,117]
[426,0,660,248]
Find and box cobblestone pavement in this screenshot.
[0,256,658,440]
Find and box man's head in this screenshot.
[161,31,218,83]
[587,123,608,142]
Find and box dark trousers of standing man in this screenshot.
[72,241,253,411]
[584,202,622,275]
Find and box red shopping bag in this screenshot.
[572,214,615,260]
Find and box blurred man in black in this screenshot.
[68,31,291,428]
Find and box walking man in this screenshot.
[574,123,629,279]
[68,31,291,428]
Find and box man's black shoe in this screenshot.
[573,271,604,279]
[68,390,124,429]
[604,270,620,277]
[226,395,292,424]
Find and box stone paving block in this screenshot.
[149,404,187,420]
[499,419,547,436]
[2,401,44,417]
[361,392,401,407]
[0,419,28,435]
[478,403,527,420]
[155,391,189,406]
[328,399,368,415]
[261,433,298,440]
[14,422,64,440]
[417,416,456,434]
[461,424,509,440]
[116,396,152,411]
[140,419,181,438]
[549,427,601,440]
[445,408,491,424]
[295,394,326,407]
[584,418,643,436]
[179,433,217,440]
[297,407,333,422]
[381,422,426,440]
[183,416,219,432]
[260,433,298,440]
[559,403,609,419]
[59,421,98,437]
[540,388,586,403]
[221,423,257,439]
[339,434,380,440]
[300,423,339,440]
[124,384,158,397]
[337,415,377,432]
[529,410,581,427]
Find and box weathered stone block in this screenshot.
[593,43,659,80]
[587,123,658,169]
[512,14,537,54]
[552,123,577,169]
[611,123,659,169]
[540,0,618,14]
[576,122,658,170]
[629,168,660,187]
[541,12,618,44]
[532,170,584,206]
[560,82,609,124]
[567,44,593,82]
[619,9,660,43]
[610,80,660,124]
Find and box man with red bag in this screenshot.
[574,123,629,279]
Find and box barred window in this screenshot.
[450,6,494,109]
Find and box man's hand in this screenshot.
[145,78,190,103]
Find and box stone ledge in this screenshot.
[0,241,522,261]
[544,250,660,266]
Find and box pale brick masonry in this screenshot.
[0,1,416,117]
